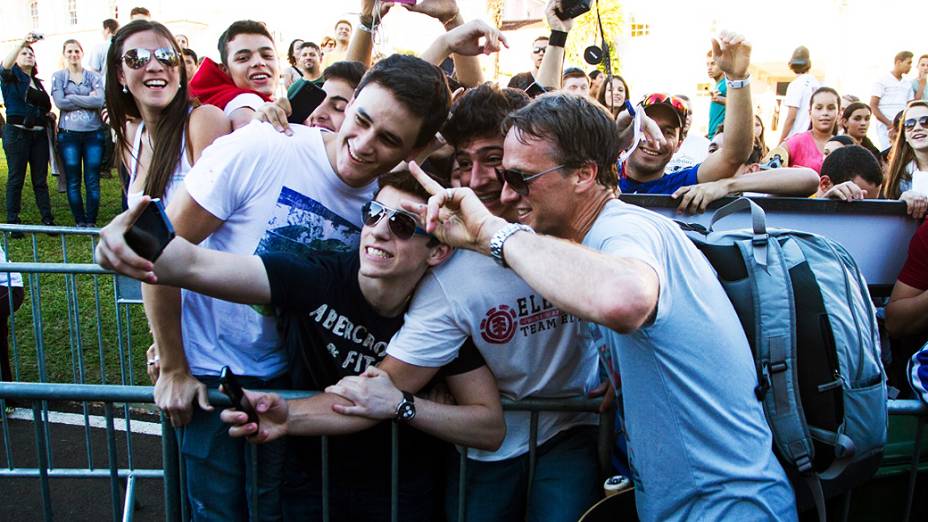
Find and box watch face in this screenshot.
[398,402,415,421]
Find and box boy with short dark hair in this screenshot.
[190,20,279,129]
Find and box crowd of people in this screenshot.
[2,1,928,521]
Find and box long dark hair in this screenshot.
[105,20,191,199]
[597,75,629,117]
[883,100,928,198]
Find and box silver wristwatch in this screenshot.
[488,223,534,268]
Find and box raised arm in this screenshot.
[535,0,573,90]
[696,32,753,183]
[97,199,270,302]
[404,0,485,87]
[2,35,34,70]
[419,19,506,82]
[347,0,394,67]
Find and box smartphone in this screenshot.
[219,366,259,425]
[123,198,175,262]
[555,0,591,20]
[287,81,327,124]
[525,81,548,99]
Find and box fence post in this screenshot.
[161,413,182,522]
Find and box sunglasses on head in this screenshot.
[641,93,688,117]
[495,164,570,196]
[122,47,180,70]
[362,201,432,240]
[904,115,928,130]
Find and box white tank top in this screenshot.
[126,119,192,208]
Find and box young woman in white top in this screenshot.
[104,20,229,208]
[883,100,928,219]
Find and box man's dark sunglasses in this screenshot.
[495,164,570,196]
[362,201,432,240]
[904,115,928,130]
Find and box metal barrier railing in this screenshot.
[0,382,612,522]
[1,224,149,388]
[0,382,924,522]
[1,227,926,520]
[2,226,151,518]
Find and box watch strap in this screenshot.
[489,223,534,268]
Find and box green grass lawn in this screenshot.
[1,148,152,386]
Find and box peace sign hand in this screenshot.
[403,161,509,254]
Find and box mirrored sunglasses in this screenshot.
[362,201,432,240]
[122,47,180,70]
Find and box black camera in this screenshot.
[555,0,591,20]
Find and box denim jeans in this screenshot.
[57,128,105,225]
[445,425,601,522]
[178,374,289,522]
[2,124,53,223]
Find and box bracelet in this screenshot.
[489,223,534,268]
[441,13,461,28]
[725,74,751,89]
[357,23,376,33]
[624,99,636,118]
[548,30,568,48]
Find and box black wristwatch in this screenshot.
[394,391,416,422]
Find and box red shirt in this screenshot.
[898,220,928,290]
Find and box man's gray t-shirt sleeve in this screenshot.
[387,270,466,367]
[594,215,670,326]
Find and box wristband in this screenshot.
[489,223,534,268]
[441,13,461,29]
[357,23,375,33]
[725,74,751,89]
[548,30,568,48]
[624,99,636,118]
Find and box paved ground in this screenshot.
[0,401,166,522]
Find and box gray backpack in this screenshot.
[678,198,887,520]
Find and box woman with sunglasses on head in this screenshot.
[882,100,928,218]
[596,75,629,118]
[839,102,882,162]
[783,86,839,174]
[105,20,229,211]
[51,39,106,227]
[1,33,56,230]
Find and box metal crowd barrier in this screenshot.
[0,382,924,522]
[1,224,149,386]
[1,225,927,521]
[0,382,611,522]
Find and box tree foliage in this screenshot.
[563,0,624,75]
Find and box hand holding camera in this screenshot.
[25,32,44,44]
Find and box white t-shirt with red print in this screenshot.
[387,249,600,462]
